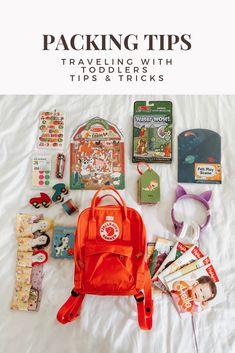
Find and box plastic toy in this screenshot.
[178,129,222,184]
[29,193,51,208]
[52,183,69,203]
[56,153,66,178]
[171,185,212,243]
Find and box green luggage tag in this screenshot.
[137,163,160,204]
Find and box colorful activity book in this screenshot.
[70,117,125,190]
[165,256,211,283]
[147,242,162,295]
[158,245,204,288]
[166,264,224,314]
[133,101,172,163]
[152,242,189,292]
[149,237,174,277]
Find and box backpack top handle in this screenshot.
[91,185,127,218]
[88,185,131,241]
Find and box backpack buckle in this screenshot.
[134,291,144,303]
[71,289,80,297]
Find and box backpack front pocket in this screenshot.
[83,244,135,294]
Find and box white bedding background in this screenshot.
[0,95,234,353]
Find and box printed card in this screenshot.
[52,226,76,259]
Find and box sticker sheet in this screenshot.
[32,155,51,187]
[37,111,65,149]
[70,117,125,189]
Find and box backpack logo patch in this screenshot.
[100,222,119,241]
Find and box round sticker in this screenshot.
[100,222,119,241]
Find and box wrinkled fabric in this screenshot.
[0,95,235,353]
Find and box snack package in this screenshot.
[133,101,172,163]
[165,256,211,283]
[158,245,204,288]
[16,213,53,238]
[149,237,174,277]
[166,264,225,314]
[11,214,51,312]
[152,242,189,292]
[37,110,65,149]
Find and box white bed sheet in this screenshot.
[0,95,234,353]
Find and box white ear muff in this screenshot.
[178,222,200,244]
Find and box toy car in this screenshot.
[52,183,69,203]
[30,193,51,208]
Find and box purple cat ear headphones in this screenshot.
[171,185,212,242]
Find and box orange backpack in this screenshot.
[57,186,153,330]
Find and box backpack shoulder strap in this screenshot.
[134,263,153,330]
[57,290,85,324]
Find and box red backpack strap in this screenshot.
[134,263,153,330]
[57,290,85,324]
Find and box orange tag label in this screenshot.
[195,163,222,181]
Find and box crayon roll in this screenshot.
[62,199,78,215]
